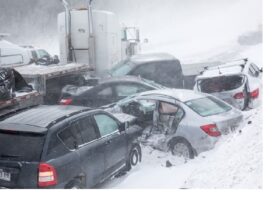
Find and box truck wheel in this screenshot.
[170,138,194,159]
[126,145,141,171]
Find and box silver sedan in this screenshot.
[107,89,243,159]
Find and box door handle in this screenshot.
[105,140,112,145]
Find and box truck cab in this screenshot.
[109,53,184,88]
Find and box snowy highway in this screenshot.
[98,107,262,189]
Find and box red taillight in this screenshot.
[38,163,57,187]
[233,92,244,99]
[250,88,259,99]
[200,124,221,137]
[59,98,72,105]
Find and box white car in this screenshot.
[193,59,262,110]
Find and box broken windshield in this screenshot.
[197,75,245,93]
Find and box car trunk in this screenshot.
[0,131,46,188]
[197,75,247,109]
[205,108,243,135]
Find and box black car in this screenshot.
[0,105,142,189]
[59,76,165,108]
[109,53,184,88]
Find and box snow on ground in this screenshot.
[101,107,262,189]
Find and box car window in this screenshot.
[31,50,38,60]
[110,60,136,77]
[197,75,245,93]
[37,50,50,58]
[157,61,181,75]
[132,63,157,80]
[94,114,119,137]
[97,87,113,97]
[115,83,152,97]
[0,131,45,162]
[58,123,81,150]
[76,116,98,144]
[185,96,232,117]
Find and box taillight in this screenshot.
[59,98,73,105]
[233,92,244,99]
[38,163,57,187]
[200,124,221,137]
[250,88,259,99]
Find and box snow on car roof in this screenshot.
[197,65,243,79]
[138,89,205,102]
[130,53,178,64]
[1,105,91,128]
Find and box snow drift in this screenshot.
[102,107,262,189]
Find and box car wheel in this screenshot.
[170,139,194,159]
[126,145,141,171]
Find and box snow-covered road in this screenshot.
[100,107,262,189]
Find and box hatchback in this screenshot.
[194,59,262,110]
[0,105,142,189]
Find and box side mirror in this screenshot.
[73,141,79,150]
[260,67,263,73]
[119,122,128,132]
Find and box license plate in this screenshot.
[0,169,11,182]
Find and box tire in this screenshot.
[65,178,84,189]
[126,145,141,171]
[170,138,194,159]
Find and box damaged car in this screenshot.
[194,59,262,110]
[59,76,165,108]
[107,89,243,159]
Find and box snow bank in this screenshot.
[103,107,262,189]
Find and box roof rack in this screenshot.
[47,108,92,128]
[201,58,248,74]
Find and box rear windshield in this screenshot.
[185,96,232,117]
[0,131,45,162]
[197,75,245,93]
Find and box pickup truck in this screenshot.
[109,53,221,89]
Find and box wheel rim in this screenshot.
[173,143,190,158]
[130,149,139,166]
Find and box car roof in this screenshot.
[129,53,178,64]
[197,59,250,79]
[137,89,205,102]
[0,105,92,131]
[99,75,147,84]
[197,65,244,79]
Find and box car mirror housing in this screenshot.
[119,122,128,132]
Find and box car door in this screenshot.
[73,116,106,187]
[83,84,115,108]
[93,113,127,179]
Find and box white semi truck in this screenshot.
[0,0,141,116]
[58,0,140,76]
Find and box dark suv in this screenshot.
[0,105,142,189]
